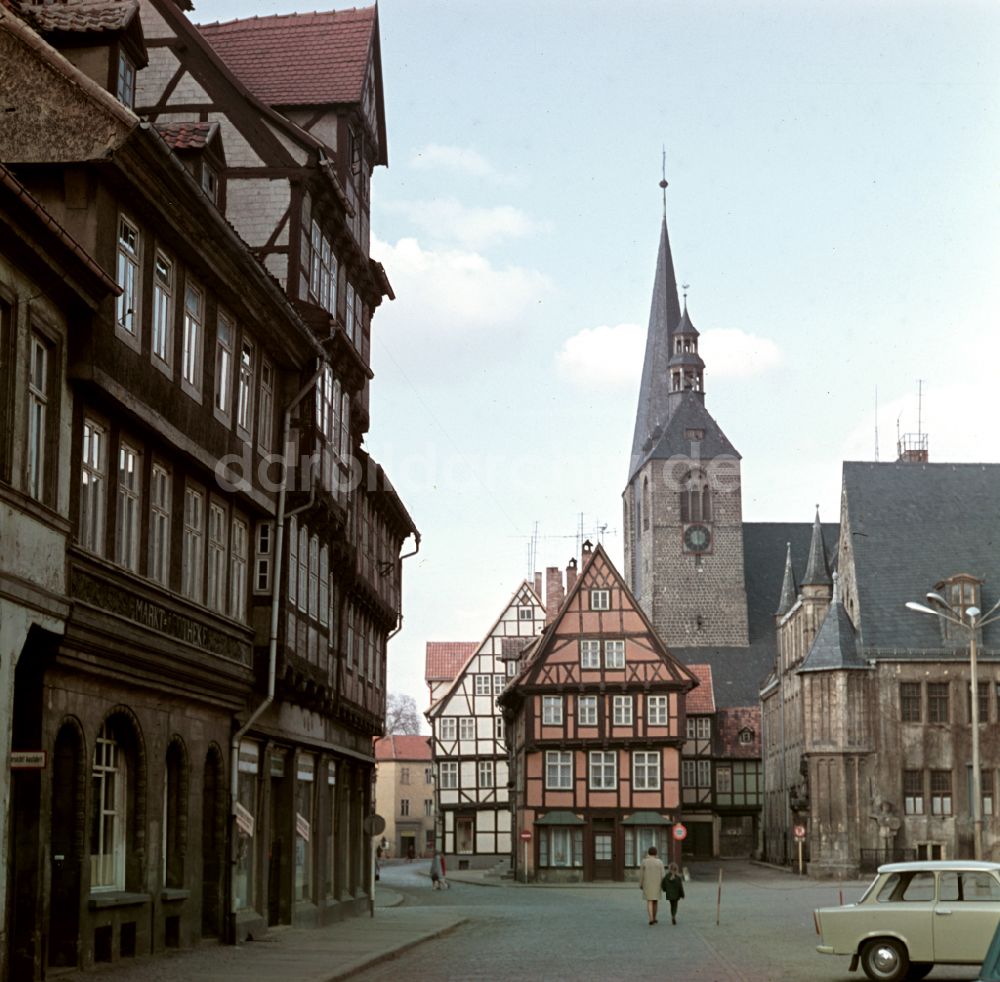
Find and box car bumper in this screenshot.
[816,945,835,955]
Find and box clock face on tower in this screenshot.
[682,523,713,554]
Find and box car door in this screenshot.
[884,871,936,963]
[933,871,1000,964]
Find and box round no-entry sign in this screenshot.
[794,824,807,840]
[519,830,532,841]
[672,823,687,841]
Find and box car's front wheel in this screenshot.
[906,965,932,981]
[860,938,910,982]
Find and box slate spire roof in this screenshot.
[799,573,866,672]
[802,507,832,587]
[629,216,681,479]
[775,542,797,616]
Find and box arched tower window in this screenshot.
[642,477,650,531]
[679,470,711,523]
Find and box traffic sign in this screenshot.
[672,823,687,841]
[519,829,532,841]
[364,814,386,837]
[793,824,806,840]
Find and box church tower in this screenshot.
[623,184,749,647]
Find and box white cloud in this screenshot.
[372,234,550,331]
[699,329,782,378]
[555,323,645,388]
[382,197,540,250]
[409,143,509,182]
[555,324,782,388]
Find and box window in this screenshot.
[928,683,949,723]
[967,682,989,723]
[24,334,50,501]
[680,469,711,522]
[681,760,697,788]
[542,696,563,725]
[493,674,505,694]
[400,798,409,816]
[941,870,1000,902]
[235,741,258,910]
[459,717,475,740]
[115,443,141,571]
[580,639,600,669]
[91,723,125,890]
[545,751,572,789]
[738,728,754,746]
[339,391,350,459]
[716,766,732,794]
[900,682,921,722]
[345,281,356,344]
[696,760,711,786]
[642,476,650,530]
[152,252,173,366]
[578,695,597,726]
[181,486,204,601]
[206,502,227,612]
[647,695,669,725]
[80,420,107,554]
[439,761,458,789]
[295,755,314,901]
[901,872,936,901]
[424,767,432,784]
[258,359,274,452]
[230,517,248,621]
[319,546,329,627]
[148,464,170,585]
[539,827,583,868]
[214,313,234,419]
[308,534,319,619]
[475,675,491,695]
[181,281,203,393]
[424,799,433,817]
[237,337,255,437]
[254,522,272,593]
[590,589,610,611]
[478,760,494,788]
[494,716,504,741]
[633,751,661,790]
[518,607,533,620]
[930,770,952,815]
[968,766,995,817]
[297,524,308,611]
[686,716,711,740]
[903,769,924,815]
[439,718,456,741]
[589,750,616,790]
[200,161,218,204]
[116,49,135,108]
[613,695,633,726]
[287,516,298,604]
[400,767,410,785]
[116,216,139,338]
[605,640,625,669]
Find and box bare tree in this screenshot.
[385,693,422,735]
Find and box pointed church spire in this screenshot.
[802,506,832,587]
[629,184,682,479]
[775,542,798,616]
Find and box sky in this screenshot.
[194,0,1000,727]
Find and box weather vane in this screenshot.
[659,146,668,217]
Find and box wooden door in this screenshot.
[592,819,615,880]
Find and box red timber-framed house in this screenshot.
[0,0,414,977]
[498,542,699,883]
[425,582,546,869]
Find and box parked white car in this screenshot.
[814,860,1000,982]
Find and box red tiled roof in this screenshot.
[425,642,477,682]
[197,6,375,108]
[154,120,218,151]
[685,664,716,714]
[17,0,138,34]
[374,735,431,762]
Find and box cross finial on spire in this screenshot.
[659,146,668,219]
[682,282,689,310]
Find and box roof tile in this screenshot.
[17,0,138,34]
[685,664,715,714]
[374,735,431,762]
[425,642,478,682]
[154,120,217,151]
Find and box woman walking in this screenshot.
[638,846,665,925]
[661,862,685,924]
[430,851,449,889]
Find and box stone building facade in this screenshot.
[374,736,435,859]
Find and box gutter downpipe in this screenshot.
[228,360,325,941]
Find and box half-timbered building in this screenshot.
[426,581,545,869]
[499,542,698,882]
[1,1,414,976]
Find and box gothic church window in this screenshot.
[642,477,650,531]
[679,470,711,523]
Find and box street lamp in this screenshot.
[905,592,1000,861]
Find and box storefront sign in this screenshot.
[234,802,255,837]
[296,812,311,843]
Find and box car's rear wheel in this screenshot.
[906,965,932,981]
[860,938,910,982]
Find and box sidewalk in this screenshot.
[60,891,467,982]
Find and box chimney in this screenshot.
[545,566,564,625]
[581,539,594,564]
[534,571,542,600]
[566,557,578,594]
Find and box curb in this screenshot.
[328,918,468,981]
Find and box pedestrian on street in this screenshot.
[661,862,685,924]
[407,843,415,862]
[638,846,665,925]
[430,851,449,889]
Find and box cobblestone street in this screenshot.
[359,861,980,982]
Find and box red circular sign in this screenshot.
[519,830,532,841]
[672,823,687,841]
[794,824,807,839]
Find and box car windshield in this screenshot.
[858,873,882,904]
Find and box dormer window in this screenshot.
[933,574,983,642]
[738,728,754,746]
[116,50,136,109]
[201,163,219,205]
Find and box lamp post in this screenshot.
[906,593,1000,861]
